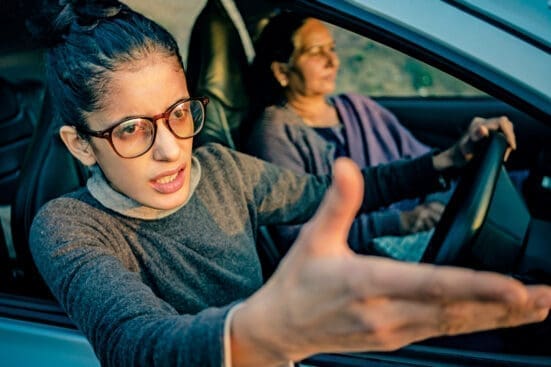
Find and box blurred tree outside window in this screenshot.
[330,24,486,98]
[123,0,484,98]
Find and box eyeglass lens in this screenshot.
[111,99,204,158]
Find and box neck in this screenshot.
[285,93,338,127]
[86,158,202,220]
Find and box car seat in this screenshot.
[0,78,44,204]
[0,77,45,293]
[187,0,282,278]
[10,89,89,296]
[186,0,254,150]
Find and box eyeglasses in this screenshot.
[76,96,209,158]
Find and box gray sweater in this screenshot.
[30,144,446,367]
[245,94,433,252]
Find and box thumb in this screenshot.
[297,157,364,254]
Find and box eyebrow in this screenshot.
[299,40,336,53]
[103,96,191,130]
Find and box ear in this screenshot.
[59,126,98,166]
[270,61,290,87]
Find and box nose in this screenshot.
[151,119,181,161]
[325,48,339,67]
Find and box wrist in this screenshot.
[432,148,454,171]
[230,298,293,367]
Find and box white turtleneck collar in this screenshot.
[86,157,202,220]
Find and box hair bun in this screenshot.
[26,0,124,47]
[63,0,123,27]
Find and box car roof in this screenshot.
[453,0,551,52]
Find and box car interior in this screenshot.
[1,0,551,364]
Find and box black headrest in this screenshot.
[187,0,250,110]
[187,0,252,149]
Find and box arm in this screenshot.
[230,116,531,366]
[30,198,233,367]
[230,157,551,367]
[244,108,434,250]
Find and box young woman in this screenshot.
[28,1,550,367]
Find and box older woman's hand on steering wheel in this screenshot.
[433,116,516,171]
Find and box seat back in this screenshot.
[0,77,44,292]
[0,78,44,205]
[187,0,283,279]
[186,0,253,149]
[11,89,88,296]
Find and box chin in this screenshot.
[148,194,189,211]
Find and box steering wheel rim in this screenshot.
[421,132,509,265]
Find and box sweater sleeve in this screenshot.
[30,199,237,367]
[245,151,445,254]
[243,109,443,251]
[245,108,309,173]
[222,146,448,229]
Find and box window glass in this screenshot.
[124,0,206,62]
[330,24,486,97]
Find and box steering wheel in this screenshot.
[421,132,509,266]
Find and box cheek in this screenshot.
[102,160,144,193]
[92,146,144,189]
[301,61,324,81]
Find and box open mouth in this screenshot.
[150,166,186,194]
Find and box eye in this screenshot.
[113,119,151,140]
[170,102,190,121]
[305,46,324,56]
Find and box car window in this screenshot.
[124,0,206,63]
[329,23,486,98]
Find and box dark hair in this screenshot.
[250,11,308,108]
[28,0,184,133]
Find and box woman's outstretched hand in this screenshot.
[433,116,516,171]
[231,157,550,367]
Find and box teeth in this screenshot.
[156,172,178,184]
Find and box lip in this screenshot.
[150,164,187,194]
[322,72,337,81]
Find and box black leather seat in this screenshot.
[186,0,252,149]
[0,78,44,205]
[187,0,282,279]
[10,90,89,296]
[0,77,45,293]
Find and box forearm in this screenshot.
[360,151,449,212]
[432,146,459,171]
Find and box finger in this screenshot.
[422,205,443,224]
[413,215,433,232]
[383,302,549,351]
[527,285,551,308]
[350,257,540,305]
[471,116,516,149]
[296,157,364,253]
[497,116,516,150]
[426,201,445,216]
[332,293,550,354]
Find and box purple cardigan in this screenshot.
[245,93,431,253]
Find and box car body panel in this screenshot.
[0,317,99,367]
